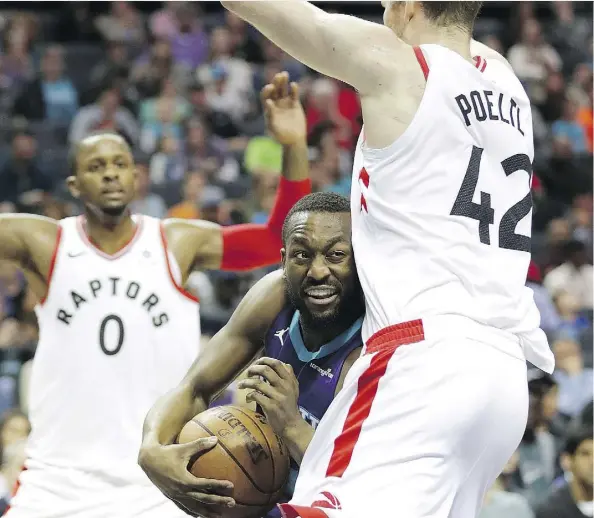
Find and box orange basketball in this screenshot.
[178,405,290,518]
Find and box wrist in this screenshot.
[282,415,309,443]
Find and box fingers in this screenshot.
[238,377,280,399]
[260,71,292,107]
[175,436,218,459]
[246,363,283,386]
[260,83,275,105]
[273,71,289,98]
[290,81,299,102]
[186,491,236,507]
[253,357,294,381]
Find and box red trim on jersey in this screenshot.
[325,319,425,478]
[413,46,429,80]
[76,215,143,260]
[474,55,488,73]
[159,223,200,303]
[39,226,63,306]
[3,466,26,516]
[278,504,328,518]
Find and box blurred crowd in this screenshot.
[0,2,591,516]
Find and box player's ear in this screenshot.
[280,248,286,266]
[66,176,81,199]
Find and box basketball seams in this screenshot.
[192,419,274,498]
[227,406,286,499]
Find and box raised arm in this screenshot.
[138,271,286,514]
[221,1,402,95]
[164,72,311,280]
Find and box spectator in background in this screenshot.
[149,1,181,40]
[0,410,30,450]
[168,3,209,71]
[166,171,206,219]
[554,292,591,341]
[250,173,278,224]
[479,452,535,518]
[552,338,594,419]
[552,97,588,155]
[536,71,566,123]
[576,82,593,153]
[69,86,139,146]
[1,14,35,86]
[527,261,561,339]
[95,1,146,50]
[0,131,51,211]
[55,2,101,43]
[89,41,130,96]
[306,78,360,151]
[131,39,188,99]
[508,18,562,104]
[139,77,189,153]
[225,12,264,64]
[545,240,593,310]
[13,45,78,125]
[515,373,558,508]
[148,135,185,186]
[536,425,593,518]
[184,117,238,184]
[188,80,240,140]
[129,158,167,219]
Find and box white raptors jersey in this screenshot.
[352,44,554,372]
[28,215,200,484]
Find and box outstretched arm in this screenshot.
[138,271,286,513]
[221,1,402,94]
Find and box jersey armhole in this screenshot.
[413,46,430,81]
[39,226,63,306]
[159,223,200,303]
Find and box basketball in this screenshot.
[178,405,290,518]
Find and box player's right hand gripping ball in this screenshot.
[179,405,290,518]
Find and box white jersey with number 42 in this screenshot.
[28,215,200,484]
[351,44,554,372]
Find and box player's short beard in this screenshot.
[283,273,364,331]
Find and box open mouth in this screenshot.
[304,287,339,306]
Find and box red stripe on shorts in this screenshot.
[325,320,425,478]
[278,504,329,518]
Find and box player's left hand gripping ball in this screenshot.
[239,357,301,438]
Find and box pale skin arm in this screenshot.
[221,1,404,95]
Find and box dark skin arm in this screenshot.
[138,270,286,517]
[239,346,361,465]
[0,215,60,293]
[163,72,309,281]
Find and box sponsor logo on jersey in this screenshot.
[55,276,169,328]
[274,327,289,345]
[312,491,342,510]
[309,363,334,379]
[299,406,320,430]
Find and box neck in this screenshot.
[570,475,594,503]
[407,25,471,59]
[299,312,359,352]
[83,209,136,254]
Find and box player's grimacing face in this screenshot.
[282,212,361,326]
[72,137,136,216]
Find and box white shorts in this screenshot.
[4,462,188,518]
[279,316,529,518]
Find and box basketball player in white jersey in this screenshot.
[0,72,310,518]
[210,2,556,518]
